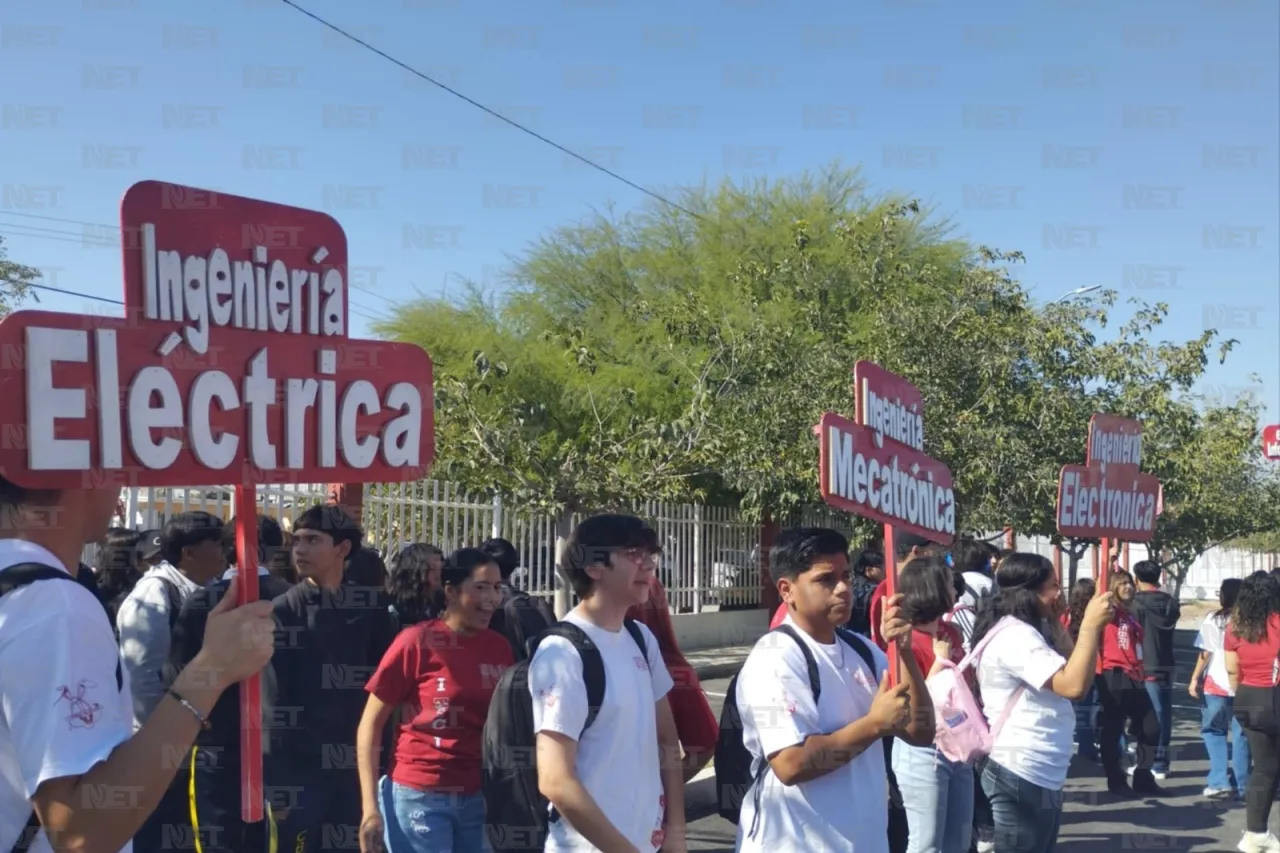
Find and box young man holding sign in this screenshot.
[0,478,276,853]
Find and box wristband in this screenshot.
[168,688,211,730]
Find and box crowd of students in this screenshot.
[5,470,1279,853]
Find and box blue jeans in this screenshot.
[980,759,1063,853]
[892,740,974,853]
[1203,694,1252,792]
[379,776,489,853]
[1073,683,1098,760]
[1145,678,1174,773]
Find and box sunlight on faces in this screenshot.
[586,546,657,606]
[779,553,854,628]
[1037,576,1065,617]
[444,560,503,632]
[292,527,351,580]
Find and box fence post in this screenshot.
[553,508,574,618]
[692,504,703,614]
[124,487,139,527]
[491,495,503,539]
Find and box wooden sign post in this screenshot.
[0,180,436,822]
[1056,414,1159,593]
[818,361,956,684]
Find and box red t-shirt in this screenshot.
[1224,613,1280,687]
[365,620,514,794]
[770,602,787,630]
[1098,610,1145,680]
[910,623,964,674]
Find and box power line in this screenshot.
[0,210,119,230]
[274,0,704,221]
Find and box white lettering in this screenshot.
[189,371,240,468]
[94,330,122,468]
[825,423,955,537]
[340,380,380,468]
[127,366,183,470]
[285,378,319,468]
[244,349,277,469]
[25,327,91,470]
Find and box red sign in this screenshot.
[818,412,956,544]
[0,180,434,489]
[1056,463,1160,540]
[854,360,925,452]
[1087,414,1143,473]
[1264,424,1280,460]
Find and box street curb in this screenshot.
[693,661,745,681]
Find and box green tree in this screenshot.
[0,236,38,318]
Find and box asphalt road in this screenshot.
[686,632,1253,852]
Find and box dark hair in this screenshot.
[346,546,387,589]
[953,537,998,577]
[221,514,286,568]
[1109,569,1133,592]
[893,531,934,564]
[971,552,1057,648]
[159,511,224,567]
[292,505,363,549]
[95,527,144,606]
[1216,577,1242,622]
[1066,578,1096,640]
[1132,560,1161,586]
[852,547,883,578]
[897,554,955,625]
[386,543,438,626]
[0,476,59,513]
[480,538,520,580]
[441,547,499,593]
[562,514,660,599]
[770,527,851,585]
[1232,572,1277,643]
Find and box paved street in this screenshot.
[686,632,1252,851]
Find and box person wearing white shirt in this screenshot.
[972,553,1113,853]
[116,511,227,730]
[529,513,685,853]
[1190,578,1252,800]
[734,527,933,853]
[0,476,275,853]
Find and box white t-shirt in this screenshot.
[1195,612,1233,696]
[528,611,674,853]
[734,616,890,853]
[977,618,1073,791]
[947,573,993,651]
[0,540,134,853]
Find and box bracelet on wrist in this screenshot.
[168,687,211,730]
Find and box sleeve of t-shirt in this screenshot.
[737,636,822,759]
[994,623,1067,691]
[529,637,590,741]
[116,576,174,727]
[637,623,674,702]
[0,582,133,797]
[365,627,420,706]
[1224,629,1241,653]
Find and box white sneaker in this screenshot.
[1237,831,1280,853]
[1205,786,1233,798]
[1153,770,1168,780]
[975,842,995,853]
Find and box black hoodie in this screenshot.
[1132,588,1181,681]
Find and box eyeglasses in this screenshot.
[617,547,660,565]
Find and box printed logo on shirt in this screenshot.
[55,680,103,729]
[436,677,447,692]
[650,829,665,849]
[539,689,559,708]
[850,664,874,692]
[635,655,649,671]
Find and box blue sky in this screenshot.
[1,0,1276,420]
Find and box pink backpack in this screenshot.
[925,616,1026,764]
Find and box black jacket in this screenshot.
[268,578,398,780]
[1132,588,1181,681]
[167,572,296,818]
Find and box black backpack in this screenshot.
[714,624,880,832]
[1,563,125,853]
[481,618,648,853]
[489,588,556,663]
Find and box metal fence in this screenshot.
[87,481,765,613]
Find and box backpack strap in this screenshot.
[955,616,1021,674]
[535,622,608,732]
[771,624,821,701]
[836,628,880,680]
[623,618,649,664]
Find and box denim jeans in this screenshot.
[1073,683,1098,760]
[379,776,489,853]
[1145,678,1174,773]
[1203,694,1252,792]
[980,759,1063,853]
[891,740,974,853]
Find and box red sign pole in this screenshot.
[234,485,263,823]
[883,524,900,684]
[1098,537,1110,593]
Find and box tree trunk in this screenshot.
[553,507,575,618]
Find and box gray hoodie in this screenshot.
[116,562,200,729]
